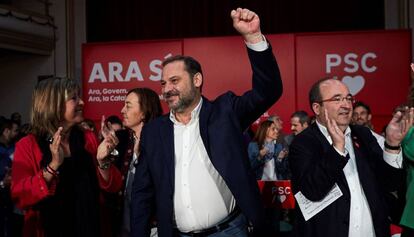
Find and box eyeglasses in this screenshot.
[317,95,355,105]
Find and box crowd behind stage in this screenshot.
[1,7,414,237]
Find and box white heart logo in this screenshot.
[341,75,365,95]
[279,194,286,203]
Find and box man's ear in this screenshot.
[312,102,321,116]
[193,73,203,88]
[368,114,372,121]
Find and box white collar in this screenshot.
[169,97,203,125]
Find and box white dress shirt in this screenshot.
[316,121,402,237]
[171,98,236,232]
[171,37,269,232]
[371,130,385,150]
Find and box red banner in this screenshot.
[82,40,182,121]
[295,30,411,132]
[82,30,411,132]
[257,180,295,209]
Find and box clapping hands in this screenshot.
[97,115,119,163]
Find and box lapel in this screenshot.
[199,96,212,158]
[159,115,175,188]
[310,123,332,153]
[349,126,365,165]
[349,126,370,188]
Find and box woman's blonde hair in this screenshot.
[30,77,80,137]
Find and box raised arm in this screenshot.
[229,8,283,130]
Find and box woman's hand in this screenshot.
[259,147,268,159]
[49,127,64,170]
[277,148,288,159]
[100,115,114,141]
[97,128,119,164]
[385,107,414,152]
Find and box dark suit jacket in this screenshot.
[289,123,405,237]
[131,45,283,237]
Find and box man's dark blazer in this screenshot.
[130,45,283,237]
[289,123,405,237]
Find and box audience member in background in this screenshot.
[111,88,162,237]
[10,112,22,127]
[285,110,310,146]
[15,123,31,143]
[401,120,414,237]
[268,114,287,147]
[352,101,385,149]
[248,120,289,181]
[11,77,122,237]
[0,119,18,159]
[0,118,19,236]
[80,118,98,135]
[106,115,124,132]
[248,120,289,237]
[399,63,414,237]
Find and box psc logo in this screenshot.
[326,52,377,95]
[272,186,291,204]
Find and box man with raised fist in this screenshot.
[131,7,283,237]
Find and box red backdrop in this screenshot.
[83,30,411,133]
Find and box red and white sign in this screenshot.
[295,30,411,132]
[82,30,411,132]
[82,40,182,121]
[257,180,295,209]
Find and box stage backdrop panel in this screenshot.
[295,30,411,132]
[183,34,295,129]
[82,40,182,121]
[82,30,411,133]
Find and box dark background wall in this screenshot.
[86,0,385,42]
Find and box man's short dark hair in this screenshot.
[162,55,203,90]
[291,110,310,125]
[353,101,371,114]
[162,55,203,79]
[308,77,334,113]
